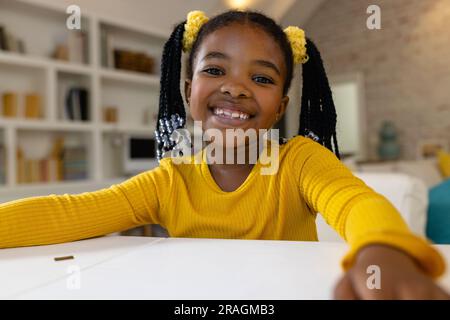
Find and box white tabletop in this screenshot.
[1,236,450,299]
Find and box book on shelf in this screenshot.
[65,87,89,121]
[62,145,88,180]
[101,29,115,68]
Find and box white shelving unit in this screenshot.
[0,0,169,199]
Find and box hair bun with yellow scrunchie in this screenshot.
[182,10,308,65]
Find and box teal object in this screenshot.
[426,179,450,244]
[377,121,400,160]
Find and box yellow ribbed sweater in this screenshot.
[0,135,445,277]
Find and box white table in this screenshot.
[1,236,450,299]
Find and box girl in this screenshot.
[0,10,449,300]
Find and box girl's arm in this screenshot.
[295,138,445,278]
[0,161,171,249]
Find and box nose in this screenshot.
[220,81,251,98]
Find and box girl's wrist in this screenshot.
[355,244,423,273]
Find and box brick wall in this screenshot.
[285,0,450,160]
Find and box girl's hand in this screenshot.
[334,244,450,299]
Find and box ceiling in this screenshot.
[23,0,326,34]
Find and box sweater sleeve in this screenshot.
[295,138,445,278]
[0,159,172,249]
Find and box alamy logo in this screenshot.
[168,122,281,175]
[66,5,81,30]
[366,265,381,290]
[66,265,81,290]
[366,5,381,30]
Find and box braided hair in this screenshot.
[155,10,340,161]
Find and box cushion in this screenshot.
[426,179,450,244]
[396,159,443,188]
[437,150,450,178]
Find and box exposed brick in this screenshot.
[296,0,450,159]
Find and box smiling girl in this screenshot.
[0,10,449,299]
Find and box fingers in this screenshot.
[333,274,358,300]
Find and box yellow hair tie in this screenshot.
[284,26,309,64]
[183,10,209,53]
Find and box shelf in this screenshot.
[0,118,93,131]
[0,51,91,74]
[99,68,160,86]
[100,123,155,135]
[0,0,166,194]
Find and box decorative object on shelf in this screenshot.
[416,139,447,160]
[52,31,88,64]
[2,92,18,117]
[103,106,118,123]
[53,44,69,61]
[65,87,89,121]
[24,93,42,119]
[113,49,154,74]
[0,25,26,53]
[377,121,400,160]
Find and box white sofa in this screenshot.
[316,172,429,242]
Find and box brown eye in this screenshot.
[253,76,274,84]
[203,68,224,76]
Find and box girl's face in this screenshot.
[185,23,289,147]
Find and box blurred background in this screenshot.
[0,0,449,238]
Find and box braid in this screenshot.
[155,21,188,161]
[298,38,340,159]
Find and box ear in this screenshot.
[184,79,192,109]
[276,95,289,120]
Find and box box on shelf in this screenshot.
[2,92,18,117]
[103,106,118,123]
[113,49,154,74]
[24,93,42,119]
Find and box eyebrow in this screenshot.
[201,51,281,76]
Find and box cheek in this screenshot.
[256,91,283,118]
[189,79,215,116]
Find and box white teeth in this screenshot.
[213,107,251,120]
